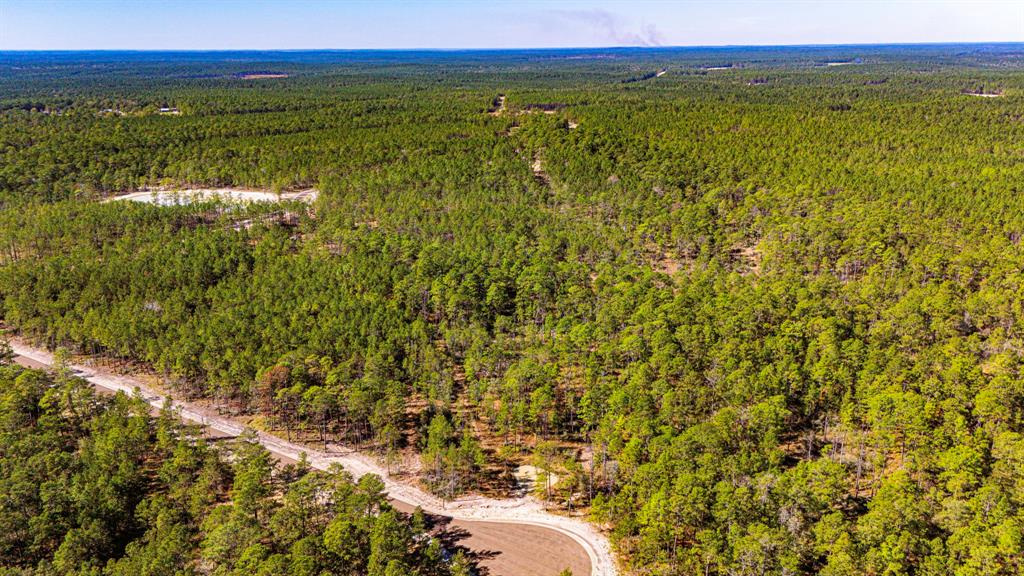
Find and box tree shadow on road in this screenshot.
[427,513,500,575]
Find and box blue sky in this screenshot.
[1,0,1021,50]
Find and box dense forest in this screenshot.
[0,352,472,575]
[2,45,1024,574]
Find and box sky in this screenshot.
[1,0,1022,51]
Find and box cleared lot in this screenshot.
[105,187,318,205]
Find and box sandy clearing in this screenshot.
[104,188,319,206]
[532,152,550,186]
[825,61,855,67]
[11,342,613,576]
[488,94,507,116]
[655,69,667,77]
[964,92,1003,98]
[515,464,560,493]
[704,66,732,71]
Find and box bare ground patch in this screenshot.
[531,152,550,186]
[105,187,319,205]
[653,252,686,276]
[730,242,762,275]
[488,94,507,116]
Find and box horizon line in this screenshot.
[2,40,1023,54]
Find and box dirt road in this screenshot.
[11,342,613,576]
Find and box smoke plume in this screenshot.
[552,9,664,47]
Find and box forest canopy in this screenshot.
[2,45,1024,575]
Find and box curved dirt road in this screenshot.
[11,342,615,576]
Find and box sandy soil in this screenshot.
[655,69,667,77]
[964,92,1003,98]
[11,342,612,576]
[532,153,550,186]
[653,252,685,276]
[488,95,507,116]
[514,465,560,493]
[12,354,48,370]
[104,188,318,206]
